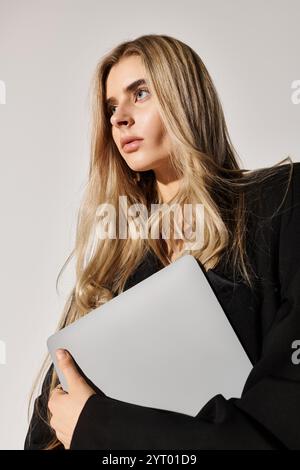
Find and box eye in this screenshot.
[108,88,150,116]
[135,88,150,100]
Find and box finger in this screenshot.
[55,383,66,393]
[50,416,54,430]
[49,385,65,398]
[48,387,66,413]
[55,349,85,392]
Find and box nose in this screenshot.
[111,105,134,128]
[114,116,133,127]
[112,115,134,129]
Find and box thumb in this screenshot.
[56,349,84,392]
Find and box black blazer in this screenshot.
[24,162,300,450]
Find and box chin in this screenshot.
[125,156,153,173]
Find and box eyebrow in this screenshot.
[105,78,148,108]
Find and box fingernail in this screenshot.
[56,349,67,360]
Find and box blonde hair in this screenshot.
[26,34,294,450]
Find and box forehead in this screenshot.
[106,55,146,97]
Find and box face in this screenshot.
[105,55,173,176]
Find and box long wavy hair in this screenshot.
[26,34,293,450]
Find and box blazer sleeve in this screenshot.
[24,364,64,450]
[69,166,300,450]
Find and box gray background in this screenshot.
[0,0,299,449]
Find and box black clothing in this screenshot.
[24,163,300,450]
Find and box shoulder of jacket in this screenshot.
[245,162,300,220]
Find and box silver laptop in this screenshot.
[47,254,253,417]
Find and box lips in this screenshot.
[121,136,144,153]
[121,135,144,149]
[122,139,144,153]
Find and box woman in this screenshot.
[24,34,300,450]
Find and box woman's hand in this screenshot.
[48,349,96,449]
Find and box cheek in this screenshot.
[111,128,118,147]
[141,111,168,149]
[150,122,171,157]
